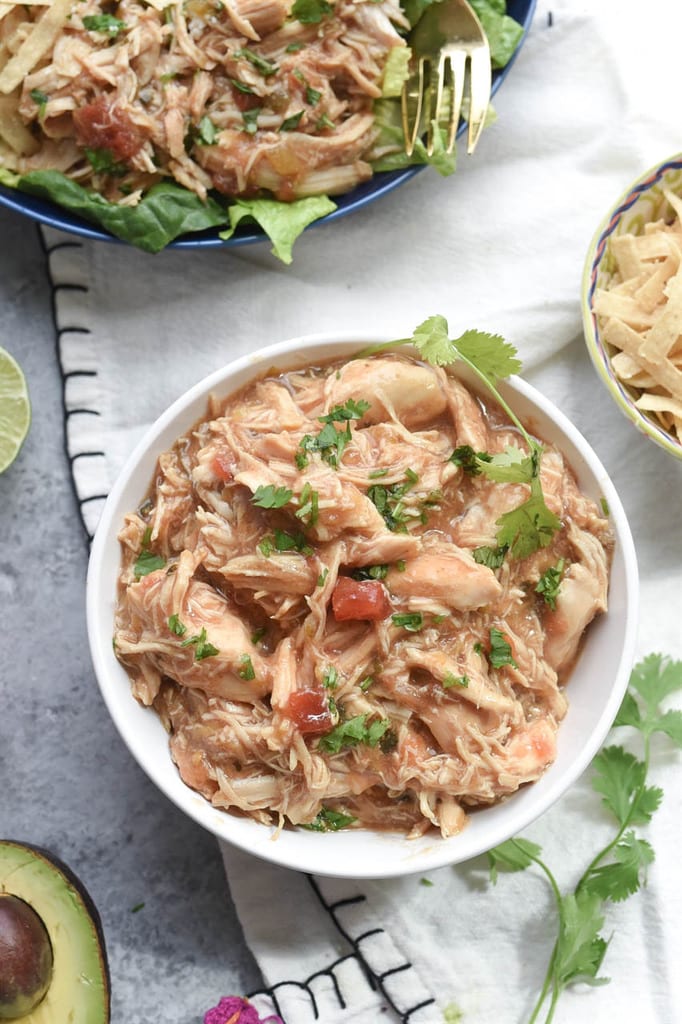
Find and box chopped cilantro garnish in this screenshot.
[134,530,165,579]
[82,13,127,35]
[352,564,388,581]
[535,558,565,610]
[234,47,278,76]
[395,559,406,572]
[285,41,304,52]
[130,902,145,913]
[472,545,508,569]
[316,113,334,131]
[298,400,368,469]
[368,468,389,479]
[318,714,390,753]
[238,654,256,680]
[230,77,255,94]
[359,676,373,692]
[85,147,127,176]
[295,482,319,526]
[251,484,293,508]
[180,627,219,661]
[30,89,48,117]
[301,807,357,831]
[420,878,434,887]
[242,108,261,134]
[291,0,333,23]
[279,111,304,132]
[168,614,187,637]
[487,628,517,669]
[319,399,371,424]
[442,673,469,688]
[322,665,338,689]
[251,627,266,644]
[306,85,322,106]
[197,116,218,145]
[391,612,424,632]
[600,496,610,516]
[317,567,329,587]
[367,472,419,532]
[259,529,313,555]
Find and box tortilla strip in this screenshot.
[0,90,39,153]
[0,0,73,94]
[602,317,682,397]
[639,266,682,362]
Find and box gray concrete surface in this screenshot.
[0,207,262,1024]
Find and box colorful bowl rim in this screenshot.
[582,153,682,461]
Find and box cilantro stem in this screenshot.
[450,348,534,453]
[512,840,563,1024]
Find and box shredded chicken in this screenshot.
[114,353,614,839]
[3,0,408,200]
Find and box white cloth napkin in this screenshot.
[43,0,682,1019]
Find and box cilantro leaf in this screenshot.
[318,714,390,753]
[234,47,278,76]
[487,837,542,883]
[442,673,469,688]
[591,746,646,827]
[477,444,536,483]
[614,654,682,745]
[82,13,127,36]
[168,614,187,636]
[318,399,371,423]
[238,654,256,680]
[291,0,333,23]
[472,545,507,569]
[133,549,166,578]
[552,891,609,988]
[449,444,492,475]
[495,477,562,560]
[535,558,565,610]
[487,627,517,669]
[251,484,293,509]
[451,329,523,386]
[180,627,219,661]
[582,831,655,903]
[391,612,424,632]
[301,807,357,831]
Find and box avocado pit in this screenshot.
[0,894,53,1020]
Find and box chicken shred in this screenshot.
[114,353,614,839]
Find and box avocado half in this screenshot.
[0,842,110,1023]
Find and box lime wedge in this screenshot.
[0,346,31,473]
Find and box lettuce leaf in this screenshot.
[219,194,337,264]
[468,0,524,68]
[2,170,229,252]
[369,100,456,176]
[381,45,412,97]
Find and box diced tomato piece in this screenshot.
[211,450,235,482]
[331,577,391,622]
[73,96,147,162]
[285,689,332,735]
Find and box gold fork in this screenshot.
[402,0,492,158]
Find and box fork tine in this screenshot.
[466,44,491,154]
[441,49,466,156]
[401,56,429,158]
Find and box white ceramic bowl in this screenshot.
[582,154,682,461]
[87,333,639,878]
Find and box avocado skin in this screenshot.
[0,841,110,1024]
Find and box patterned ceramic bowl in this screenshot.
[582,155,682,461]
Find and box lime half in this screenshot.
[0,346,31,473]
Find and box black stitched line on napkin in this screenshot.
[247,951,371,1021]
[38,226,99,544]
[307,876,436,1024]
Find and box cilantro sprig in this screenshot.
[318,713,391,754]
[133,527,165,579]
[382,317,561,560]
[487,653,682,1024]
[298,398,370,469]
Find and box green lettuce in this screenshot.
[219,195,337,264]
[369,100,457,176]
[1,171,228,252]
[381,45,412,98]
[468,0,524,68]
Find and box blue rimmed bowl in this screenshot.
[582,155,682,461]
[0,0,536,251]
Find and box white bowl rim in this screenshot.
[87,331,639,878]
[581,153,682,461]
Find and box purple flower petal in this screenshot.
[203,995,284,1024]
